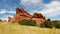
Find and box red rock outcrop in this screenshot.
[32,13,45,20]
[8,7,46,26]
[8,7,32,23]
[16,8,32,18]
[32,13,46,26]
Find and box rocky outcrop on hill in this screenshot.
[32,13,45,19]
[8,7,46,26]
[16,8,32,18]
[8,8,32,23]
[32,13,46,26]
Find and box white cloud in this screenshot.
[42,1,60,17]
[6,11,16,13]
[0,9,15,20]
[30,1,60,20]
[0,9,6,14]
[0,9,15,14]
[1,18,8,20]
[20,0,42,5]
[20,0,44,10]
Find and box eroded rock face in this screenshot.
[8,7,46,26]
[33,13,45,19]
[16,8,32,18]
[32,13,46,26]
[8,7,32,23]
[32,18,45,26]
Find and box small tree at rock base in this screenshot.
[40,20,53,28]
[0,19,1,21]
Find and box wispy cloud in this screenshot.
[40,1,60,16]
[0,9,6,14]
[43,1,60,16]
[28,0,60,20]
[20,0,44,12]
[20,0,42,5]
[0,9,15,14]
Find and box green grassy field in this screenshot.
[0,22,60,34]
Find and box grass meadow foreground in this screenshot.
[0,22,60,34]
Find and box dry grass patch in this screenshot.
[0,22,60,34]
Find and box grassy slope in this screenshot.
[0,22,60,34]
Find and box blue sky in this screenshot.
[0,0,60,20]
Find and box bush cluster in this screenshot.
[52,21,60,28]
[19,19,36,26]
[40,20,60,28]
[40,20,53,28]
[0,19,1,21]
[18,19,60,29]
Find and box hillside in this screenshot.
[0,22,60,34]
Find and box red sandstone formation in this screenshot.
[8,8,32,23]
[32,13,46,20]
[8,7,46,26]
[16,8,32,18]
[32,13,46,26]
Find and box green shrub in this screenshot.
[52,21,60,28]
[19,19,36,26]
[0,19,1,21]
[55,24,60,28]
[40,20,60,28]
[40,20,53,28]
[40,23,46,28]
